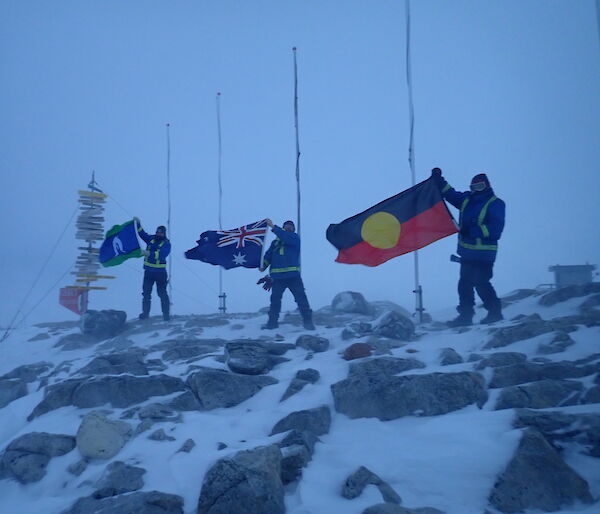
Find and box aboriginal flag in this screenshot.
[326,177,457,267]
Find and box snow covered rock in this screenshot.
[0,378,27,408]
[225,340,293,375]
[439,348,463,366]
[372,310,415,341]
[341,321,373,340]
[0,432,75,484]
[280,368,320,402]
[538,282,600,307]
[0,361,52,382]
[341,466,402,504]
[92,460,146,499]
[295,334,330,353]
[494,379,583,410]
[488,360,597,388]
[332,291,372,315]
[62,490,184,514]
[484,314,554,349]
[75,350,149,376]
[185,367,277,410]
[332,363,486,420]
[28,374,186,420]
[80,309,127,338]
[197,444,284,514]
[270,406,331,437]
[536,330,576,354]
[488,428,593,512]
[76,411,132,460]
[474,352,527,370]
[277,429,319,484]
[150,338,225,363]
[362,504,444,514]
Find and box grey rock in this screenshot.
[296,368,320,383]
[76,411,132,460]
[67,459,88,476]
[225,340,292,375]
[80,309,127,338]
[537,331,576,355]
[280,379,310,402]
[580,293,600,311]
[168,391,203,411]
[582,385,600,404]
[1,362,52,383]
[184,315,229,328]
[439,348,463,366]
[139,403,181,422]
[148,428,176,442]
[332,291,372,315]
[342,466,402,504]
[186,367,277,410]
[55,332,99,351]
[1,432,75,483]
[270,405,331,437]
[332,369,487,420]
[501,288,538,305]
[75,350,149,376]
[349,357,426,377]
[28,332,51,341]
[474,352,527,370]
[197,444,284,514]
[0,378,28,408]
[489,360,597,388]
[177,438,196,453]
[495,379,583,410]
[488,428,593,512]
[62,490,184,514]
[158,339,224,362]
[28,374,186,420]
[296,334,330,353]
[372,310,415,341]
[277,429,319,484]
[538,282,600,307]
[342,321,373,340]
[93,460,145,498]
[484,314,554,349]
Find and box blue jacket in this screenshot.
[442,183,505,263]
[137,227,171,273]
[262,226,301,280]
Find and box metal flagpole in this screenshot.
[405,0,424,323]
[293,47,301,238]
[596,0,600,51]
[216,92,227,314]
[166,123,173,306]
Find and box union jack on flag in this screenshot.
[184,219,269,270]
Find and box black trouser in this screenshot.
[269,276,311,321]
[142,270,170,317]
[457,260,501,316]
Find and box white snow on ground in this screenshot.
[0,290,599,514]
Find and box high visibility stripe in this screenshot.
[271,266,300,273]
[478,196,497,224]
[459,241,498,251]
[442,183,451,193]
[144,261,167,268]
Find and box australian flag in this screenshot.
[185,219,268,270]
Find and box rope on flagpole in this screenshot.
[293,47,301,238]
[216,92,227,314]
[405,0,424,324]
[166,123,173,306]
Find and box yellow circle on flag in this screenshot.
[361,212,401,249]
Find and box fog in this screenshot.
[2,0,599,328]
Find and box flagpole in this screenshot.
[405,0,424,324]
[293,47,301,238]
[216,92,227,315]
[166,123,173,307]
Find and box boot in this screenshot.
[139,313,149,320]
[446,313,473,328]
[261,317,279,330]
[481,311,503,324]
[302,312,315,331]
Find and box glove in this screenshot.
[141,249,150,257]
[257,276,273,291]
[133,216,141,224]
[431,167,446,189]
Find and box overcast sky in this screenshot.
[2,0,599,328]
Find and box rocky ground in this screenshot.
[0,286,599,514]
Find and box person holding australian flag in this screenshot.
[260,219,315,331]
[133,217,171,321]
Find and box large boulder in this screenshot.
[270,406,331,437]
[225,341,293,375]
[76,411,132,460]
[372,311,415,341]
[80,309,127,338]
[185,367,277,410]
[494,379,583,410]
[93,460,146,498]
[0,378,28,408]
[277,429,319,484]
[488,428,593,512]
[332,360,486,420]
[0,432,75,483]
[62,490,184,514]
[197,445,284,514]
[488,360,597,388]
[332,291,372,315]
[28,374,186,420]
